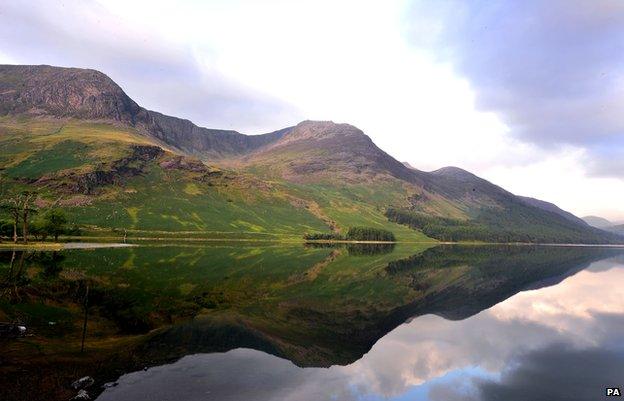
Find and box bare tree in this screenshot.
[1,196,24,243]
[0,192,37,243]
[20,192,37,243]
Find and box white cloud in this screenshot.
[482,148,624,220]
[96,0,525,170]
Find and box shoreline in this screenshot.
[0,242,136,250]
[1,239,624,250]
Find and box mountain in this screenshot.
[384,166,619,243]
[229,120,422,184]
[583,215,614,229]
[611,224,624,235]
[0,65,142,122]
[0,65,287,159]
[0,64,621,244]
[519,196,589,226]
[582,216,624,236]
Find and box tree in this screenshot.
[1,195,26,243]
[345,226,396,242]
[29,217,48,241]
[20,192,36,243]
[1,192,40,243]
[42,208,68,241]
[0,204,20,243]
[0,219,13,239]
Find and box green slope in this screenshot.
[0,117,433,241]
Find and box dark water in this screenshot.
[1,244,623,401]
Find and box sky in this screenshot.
[1,0,623,220]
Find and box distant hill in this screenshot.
[611,224,624,235]
[519,196,588,226]
[582,216,624,237]
[0,64,621,244]
[582,215,614,229]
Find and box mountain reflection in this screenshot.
[1,245,623,401]
[99,253,624,401]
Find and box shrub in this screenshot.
[303,232,344,241]
[42,209,68,241]
[345,226,396,242]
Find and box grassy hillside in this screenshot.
[0,117,433,241]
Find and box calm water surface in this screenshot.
[1,244,622,401]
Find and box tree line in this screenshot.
[0,191,73,243]
[385,208,487,242]
[303,232,343,241]
[304,226,396,242]
[385,207,621,244]
[345,226,396,242]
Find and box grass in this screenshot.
[282,182,434,242]
[0,117,437,243]
[66,166,331,234]
[0,118,144,171]
[5,140,91,179]
[0,242,64,250]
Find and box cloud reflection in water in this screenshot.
[98,257,624,401]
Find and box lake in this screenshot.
[1,243,623,401]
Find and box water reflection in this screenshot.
[98,254,624,401]
[305,242,396,256]
[1,245,623,401]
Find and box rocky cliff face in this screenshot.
[142,110,288,159]
[0,64,287,159]
[0,65,142,122]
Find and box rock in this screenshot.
[0,323,27,338]
[159,156,208,173]
[71,376,94,390]
[0,65,141,122]
[0,65,289,159]
[71,390,90,400]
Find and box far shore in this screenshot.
[0,242,136,250]
[1,238,624,251]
